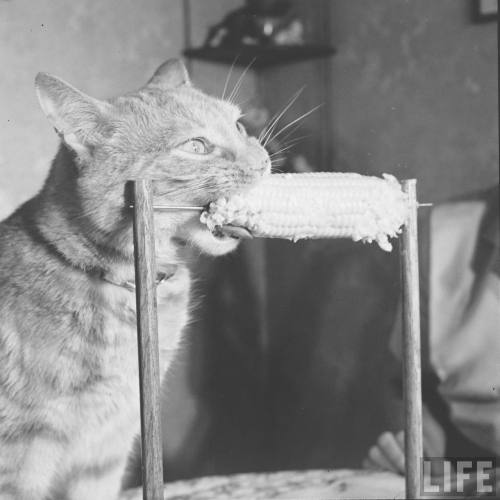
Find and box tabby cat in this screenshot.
[0,59,270,500]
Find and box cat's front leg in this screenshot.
[0,436,63,500]
[62,457,127,500]
[156,265,190,373]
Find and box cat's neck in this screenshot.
[16,145,184,284]
[20,195,131,279]
[19,145,134,278]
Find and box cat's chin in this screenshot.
[183,226,240,256]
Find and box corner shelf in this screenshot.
[183,44,336,68]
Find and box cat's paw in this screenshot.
[186,225,240,255]
[174,216,241,256]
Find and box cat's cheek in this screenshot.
[188,227,240,256]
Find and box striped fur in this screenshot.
[0,59,270,499]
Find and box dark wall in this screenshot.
[328,0,498,201]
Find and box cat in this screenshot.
[0,59,270,500]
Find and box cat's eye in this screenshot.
[178,138,213,155]
[236,121,247,136]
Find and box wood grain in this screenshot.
[132,180,164,500]
[400,179,423,500]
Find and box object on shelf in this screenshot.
[183,44,335,68]
[473,0,498,22]
[273,18,304,45]
[204,0,303,48]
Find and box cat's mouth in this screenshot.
[173,174,266,255]
[211,224,253,240]
[173,213,250,257]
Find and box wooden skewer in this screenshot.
[400,179,424,500]
[131,203,432,212]
[129,204,204,211]
[132,180,164,500]
[151,205,204,211]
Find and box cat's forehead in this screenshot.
[130,86,241,123]
[181,87,240,118]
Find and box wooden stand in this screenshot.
[131,178,423,500]
[132,180,164,500]
[400,180,423,499]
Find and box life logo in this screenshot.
[421,457,496,497]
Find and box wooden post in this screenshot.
[400,179,423,500]
[132,180,164,500]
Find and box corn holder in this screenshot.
[131,176,423,500]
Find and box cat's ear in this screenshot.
[35,72,113,157]
[147,59,191,89]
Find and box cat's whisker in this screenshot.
[258,106,285,144]
[227,58,256,104]
[266,106,322,148]
[261,87,306,145]
[270,165,285,174]
[259,88,304,146]
[266,104,322,146]
[221,55,239,100]
[228,59,254,103]
[282,133,311,146]
[270,149,293,159]
[235,97,253,109]
[275,121,306,146]
[258,87,305,143]
[162,178,220,194]
[269,135,310,157]
[268,145,307,162]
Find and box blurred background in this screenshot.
[1,0,498,486]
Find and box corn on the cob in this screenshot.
[200,172,409,251]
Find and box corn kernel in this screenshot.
[200,173,409,251]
